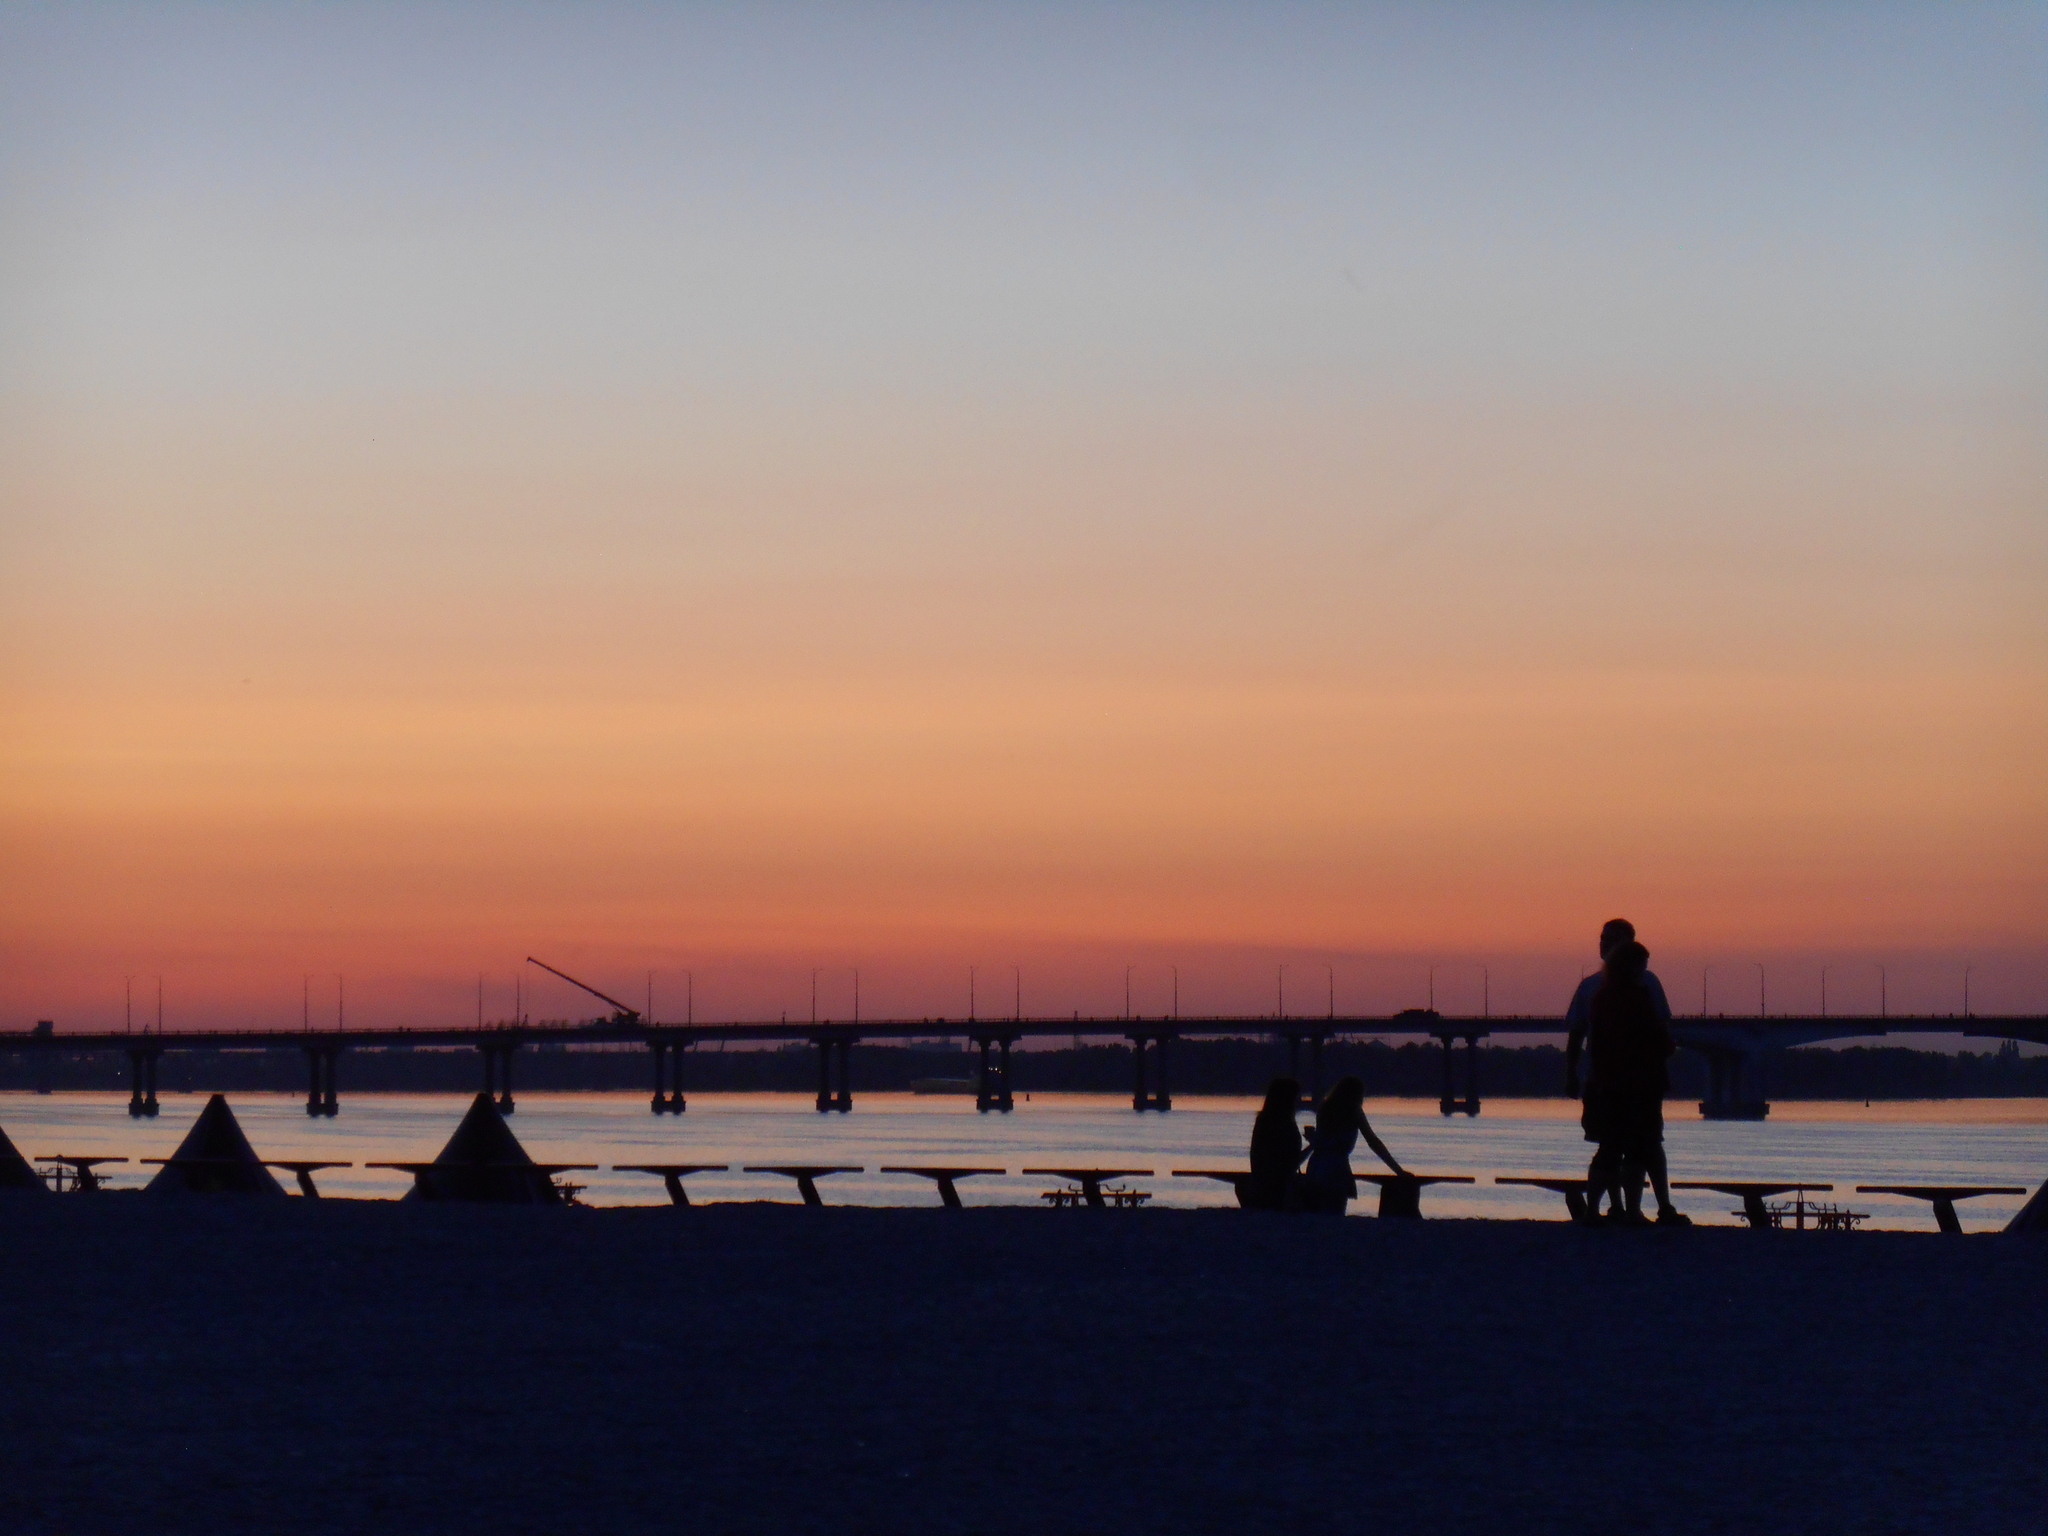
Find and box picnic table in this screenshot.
[1672,1181,1834,1230]
[1023,1168,1151,1209]
[33,1155,126,1193]
[1855,1184,2028,1233]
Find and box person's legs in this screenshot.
[1619,1152,1645,1216]
[1641,1138,1690,1223]
[1585,1144,1622,1222]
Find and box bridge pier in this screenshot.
[303,1046,340,1117]
[479,1043,517,1113]
[126,1048,159,1118]
[1129,1032,1172,1112]
[1435,1032,1484,1117]
[1283,1032,1327,1106]
[974,1036,1016,1112]
[1698,1046,1770,1120]
[813,1037,852,1112]
[648,1039,686,1114]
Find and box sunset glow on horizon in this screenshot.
[3,4,2043,1028]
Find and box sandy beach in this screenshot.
[3,1200,2041,1534]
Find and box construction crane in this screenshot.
[525,957,644,1027]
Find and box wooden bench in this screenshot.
[879,1166,1006,1208]
[1495,1175,1593,1223]
[613,1163,731,1206]
[743,1165,862,1207]
[1855,1185,2028,1233]
[141,1155,353,1197]
[1173,1169,1471,1217]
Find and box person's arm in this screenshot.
[1646,971,1673,1023]
[1563,978,1593,1097]
[1358,1114,1407,1179]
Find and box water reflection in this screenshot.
[4,1092,2040,1230]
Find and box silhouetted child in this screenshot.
[1244,1077,1306,1209]
[1300,1075,1407,1215]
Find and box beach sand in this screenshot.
[3,1199,2041,1534]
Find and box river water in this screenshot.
[6,1091,2042,1230]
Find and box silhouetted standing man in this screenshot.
[1564,919,1671,1220]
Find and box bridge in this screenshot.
[7,1011,2037,1121]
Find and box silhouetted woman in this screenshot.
[1244,1077,1306,1209]
[1585,940,1689,1225]
[1301,1075,1407,1214]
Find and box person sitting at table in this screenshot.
[1244,1077,1306,1210]
[1300,1075,1408,1215]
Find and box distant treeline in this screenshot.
[3,1037,2043,1100]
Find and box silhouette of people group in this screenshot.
[1566,918,1690,1226]
[1241,915,1691,1224]
[1244,1073,1408,1214]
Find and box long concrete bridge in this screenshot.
[7,1011,2038,1122]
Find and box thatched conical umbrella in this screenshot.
[404,1093,563,1204]
[143,1095,287,1196]
[0,1119,49,1194]
[2005,1180,2048,1233]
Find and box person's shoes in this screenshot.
[1656,1208,1694,1227]
[1607,1208,1651,1228]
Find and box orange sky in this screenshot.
[2,7,2044,1027]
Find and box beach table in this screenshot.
[1673,1182,1832,1230]
[744,1165,862,1207]
[879,1166,1006,1208]
[141,1155,352,1197]
[34,1155,126,1193]
[1173,1168,1469,1218]
[266,1161,351,1198]
[613,1163,730,1207]
[1023,1168,1150,1209]
[1495,1175,1592,1223]
[1854,1185,2027,1234]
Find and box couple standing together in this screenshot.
[1565,917,1691,1226]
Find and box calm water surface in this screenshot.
[7,1091,2042,1231]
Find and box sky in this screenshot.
[2,2,2044,1030]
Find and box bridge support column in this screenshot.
[1436,1032,1484,1117]
[650,1039,667,1113]
[976,1038,996,1112]
[128,1049,147,1118]
[813,1037,852,1112]
[997,1037,1014,1111]
[480,1044,516,1114]
[1697,1047,1770,1120]
[305,1047,339,1117]
[667,1040,686,1114]
[1129,1034,1171,1112]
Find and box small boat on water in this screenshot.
[909,1078,979,1096]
